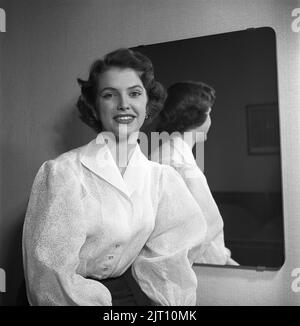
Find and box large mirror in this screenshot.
[132,27,285,269]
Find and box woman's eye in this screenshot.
[130,91,142,98]
[101,93,113,99]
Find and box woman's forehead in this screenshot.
[98,67,144,90]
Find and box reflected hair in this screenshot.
[156,81,216,133]
[77,48,166,133]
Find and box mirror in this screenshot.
[132,27,285,270]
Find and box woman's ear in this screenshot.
[144,101,153,121]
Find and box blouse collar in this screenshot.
[80,133,150,198]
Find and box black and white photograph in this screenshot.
[0,0,300,310]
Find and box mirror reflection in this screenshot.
[133,27,285,269]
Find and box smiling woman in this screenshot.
[22,48,209,306]
[76,48,165,136]
[97,67,148,141]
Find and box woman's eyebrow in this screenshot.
[99,85,144,93]
[128,85,144,90]
[99,87,116,92]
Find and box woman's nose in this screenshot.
[118,95,130,110]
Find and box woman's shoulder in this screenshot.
[150,137,196,168]
[140,154,180,190]
[37,144,88,179]
[53,145,84,165]
[157,163,187,190]
[142,157,166,185]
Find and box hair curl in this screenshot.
[156,81,216,134]
[77,48,166,133]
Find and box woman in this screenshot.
[22,49,208,306]
[152,81,238,265]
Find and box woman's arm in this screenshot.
[22,160,112,306]
[176,164,237,265]
[132,166,207,306]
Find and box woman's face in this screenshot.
[97,67,148,141]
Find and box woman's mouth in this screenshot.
[114,115,136,124]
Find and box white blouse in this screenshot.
[151,135,237,265]
[22,133,208,306]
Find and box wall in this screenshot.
[0,0,300,306]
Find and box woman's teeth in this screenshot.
[114,115,135,124]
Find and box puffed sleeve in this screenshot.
[132,166,207,306]
[22,160,112,306]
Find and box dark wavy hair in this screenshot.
[76,48,166,133]
[156,81,216,134]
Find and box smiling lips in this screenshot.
[114,114,136,124]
